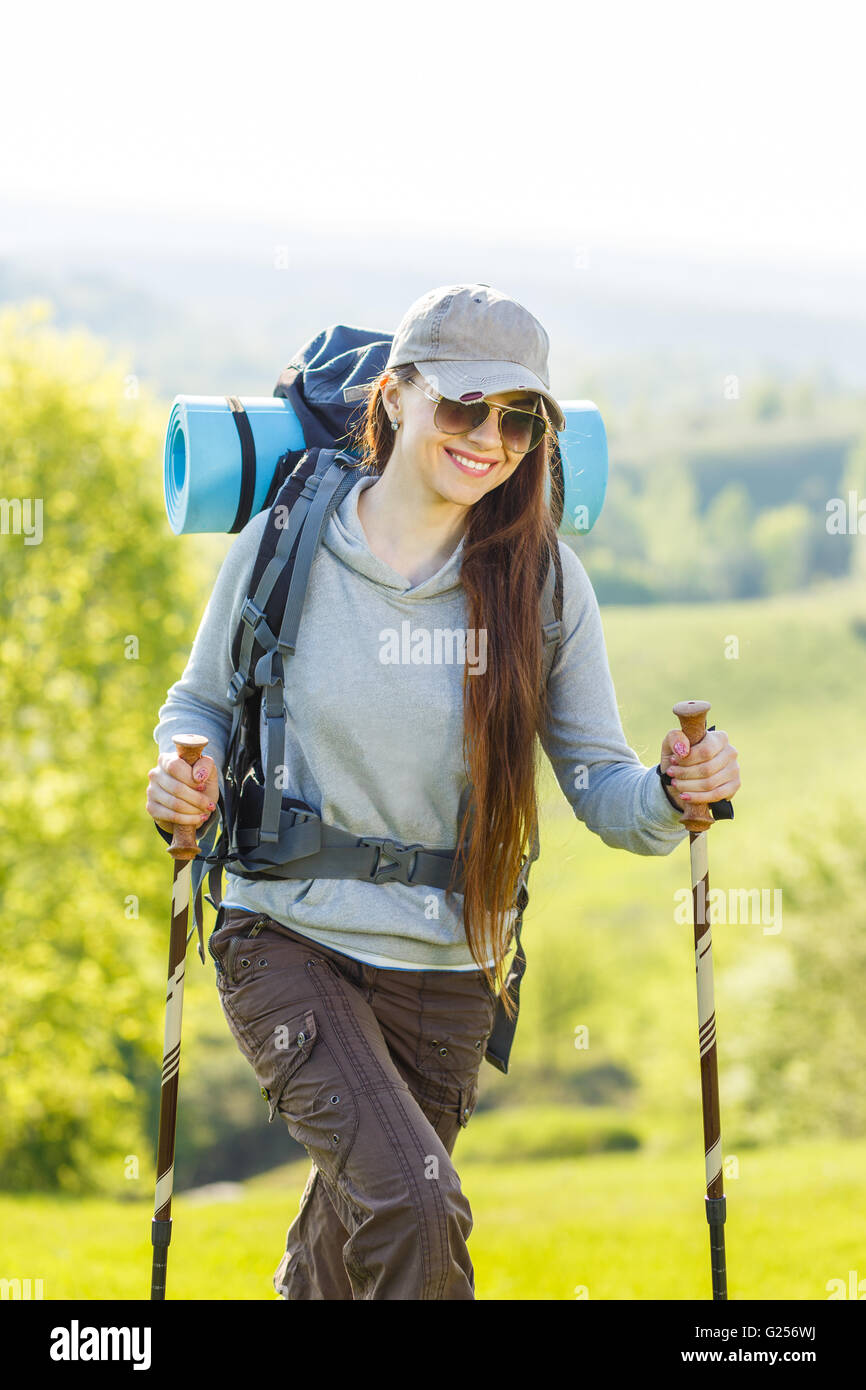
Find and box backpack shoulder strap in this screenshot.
[229,448,357,689]
[539,539,564,689]
[227,448,359,844]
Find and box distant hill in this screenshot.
[2,200,865,404]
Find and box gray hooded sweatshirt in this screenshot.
[153,473,687,970]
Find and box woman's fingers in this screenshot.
[146,785,212,826]
[146,758,216,825]
[670,748,729,783]
[672,777,740,803]
[669,753,740,800]
[667,731,739,798]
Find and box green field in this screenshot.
[3,578,864,1300]
[2,1126,862,1300]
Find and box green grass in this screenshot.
[3,580,864,1301]
[491,575,866,1128]
[2,1128,862,1300]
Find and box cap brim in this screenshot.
[414,359,565,433]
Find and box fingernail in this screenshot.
[674,741,687,756]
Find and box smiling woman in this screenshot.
[148,280,738,1301]
[345,286,568,1010]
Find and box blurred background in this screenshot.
[1,0,864,1300]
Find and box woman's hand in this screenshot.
[660,728,740,812]
[146,750,220,835]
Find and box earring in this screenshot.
[391,418,400,431]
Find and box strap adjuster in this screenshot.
[240,597,268,637]
[360,838,423,885]
[226,670,249,705]
[542,620,562,644]
[515,853,532,902]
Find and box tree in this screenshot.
[751,504,812,595]
[703,483,763,599]
[0,300,213,1191]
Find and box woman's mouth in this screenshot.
[445,447,497,477]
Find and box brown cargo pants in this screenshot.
[207,905,498,1300]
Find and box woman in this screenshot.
[146,283,741,1300]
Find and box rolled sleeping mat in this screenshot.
[164,395,607,537]
[551,401,608,536]
[164,396,306,535]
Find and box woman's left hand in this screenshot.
[660,727,741,810]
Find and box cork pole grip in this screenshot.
[672,700,714,833]
[168,734,209,860]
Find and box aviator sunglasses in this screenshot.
[404,376,552,455]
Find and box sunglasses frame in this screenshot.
[403,376,554,456]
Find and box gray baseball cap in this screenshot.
[384,282,566,433]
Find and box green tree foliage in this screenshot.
[578,418,866,605]
[752,503,812,594]
[0,300,207,1192]
[723,806,866,1145]
[703,484,764,598]
[840,435,866,583]
[749,377,784,421]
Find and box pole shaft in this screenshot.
[149,734,208,1301]
[150,853,192,1299]
[690,828,727,1300]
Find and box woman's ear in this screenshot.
[380,372,402,420]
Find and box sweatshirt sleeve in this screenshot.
[152,510,271,803]
[539,541,688,856]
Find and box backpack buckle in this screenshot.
[240,597,269,638]
[360,838,423,885]
[542,620,562,644]
[226,670,249,705]
[514,852,532,910]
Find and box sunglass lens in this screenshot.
[434,399,483,434]
[501,410,545,453]
[434,398,546,453]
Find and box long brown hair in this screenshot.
[345,364,562,1015]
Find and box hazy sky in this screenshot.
[2,0,863,272]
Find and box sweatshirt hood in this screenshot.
[323,473,466,599]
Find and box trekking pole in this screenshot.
[150,733,209,1300]
[672,700,728,1301]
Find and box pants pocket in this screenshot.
[415,973,496,1083]
[208,910,269,981]
[458,1075,480,1129]
[225,993,360,1184]
[252,1007,319,1122]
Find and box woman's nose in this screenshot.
[466,410,503,452]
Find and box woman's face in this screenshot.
[383,369,541,507]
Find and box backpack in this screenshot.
[182,324,565,1073]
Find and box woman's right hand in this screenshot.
[146,750,220,835]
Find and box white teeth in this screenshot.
[448,449,494,472]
